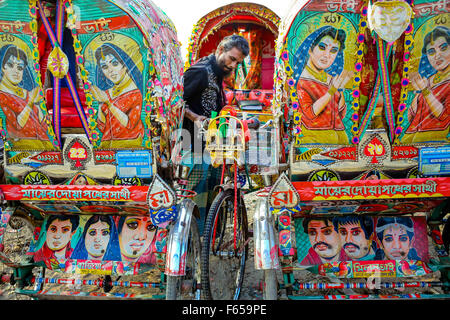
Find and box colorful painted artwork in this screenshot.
[295,216,429,266]
[32,214,159,264]
[70,0,146,149]
[285,4,361,145]
[274,0,449,152]
[399,9,450,144]
[0,1,57,150]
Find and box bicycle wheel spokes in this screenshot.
[201,189,248,300]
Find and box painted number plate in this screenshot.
[419,147,450,176]
[116,151,152,178]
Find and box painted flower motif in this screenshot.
[357,33,365,43]
[403,52,410,62]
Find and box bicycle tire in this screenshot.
[201,189,248,300]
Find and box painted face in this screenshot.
[216,47,246,76]
[381,225,412,260]
[338,222,371,259]
[2,55,25,85]
[309,35,340,71]
[100,54,126,84]
[119,216,156,261]
[45,219,73,252]
[426,36,450,72]
[307,220,341,259]
[85,220,110,259]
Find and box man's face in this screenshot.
[426,36,449,72]
[216,47,246,76]
[45,219,73,252]
[381,225,412,260]
[338,222,371,259]
[306,219,341,259]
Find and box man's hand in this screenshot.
[194,115,207,129]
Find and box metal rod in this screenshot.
[291,281,446,290]
[287,293,450,300]
[33,277,161,288]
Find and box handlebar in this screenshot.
[241,117,260,130]
[199,116,260,135]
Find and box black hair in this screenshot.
[375,216,414,242]
[1,46,28,69]
[45,215,80,232]
[422,26,450,54]
[217,34,250,57]
[311,27,346,52]
[302,217,335,233]
[333,216,374,240]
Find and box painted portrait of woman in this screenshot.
[90,42,144,149]
[403,25,450,144]
[71,215,121,261]
[292,25,352,144]
[374,216,421,261]
[0,44,53,149]
[117,216,157,264]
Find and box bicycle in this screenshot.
[199,113,260,300]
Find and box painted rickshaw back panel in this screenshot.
[0,1,197,297]
[253,0,450,300]
[273,0,449,181]
[1,0,184,186]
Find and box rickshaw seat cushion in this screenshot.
[46,88,87,128]
[224,89,273,107]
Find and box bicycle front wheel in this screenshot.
[201,188,248,300]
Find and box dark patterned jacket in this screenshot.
[182,54,226,147]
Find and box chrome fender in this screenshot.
[165,198,198,276]
[253,198,280,270]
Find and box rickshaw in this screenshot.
[182,2,280,300]
[0,0,201,300]
[253,0,450,300]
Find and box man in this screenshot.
[300,217,349,265]
[182,35,249,232]
[333,216,376,260]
